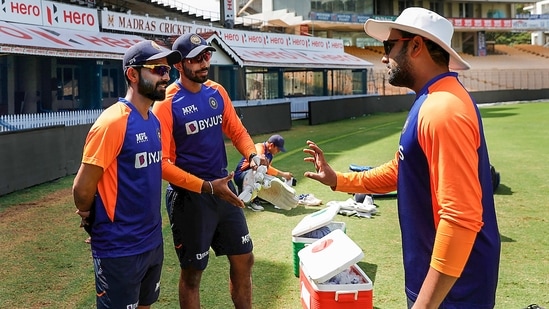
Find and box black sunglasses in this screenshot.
[382,38,413,55]
[186,51,212,64]
[131,64,171,76]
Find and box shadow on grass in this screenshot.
[251,258,302,308]
[500,234,515,243]
[357,260,379,285]
[494,183,512,195]
[480,107,519,118]
[258,204,322,217]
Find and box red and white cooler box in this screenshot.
[298,229,373,309]
[291,203,346,277]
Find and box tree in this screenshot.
[486,32,531,45]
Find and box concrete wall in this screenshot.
[309,94,414,125]
[2,89,548,196]
[0,124,89,196]
[235,102,292,135]
[0,103,291,197]
[471,89,549,104]
[308,89,549,125]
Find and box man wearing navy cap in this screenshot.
[152,33,265,309]
[234,134,293,211]
[73,40,181,308]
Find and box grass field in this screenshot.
[0,101,548,308]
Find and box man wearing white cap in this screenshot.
[303,7,500,309]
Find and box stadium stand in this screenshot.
[514,44,549,58]
[345,44,549,94]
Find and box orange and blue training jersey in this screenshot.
[81,99,163,259]
[235,142,281,176]
[336,72,500,308]
[152,80,256,191]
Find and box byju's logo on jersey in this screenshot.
[135,151,161,168]
[185,115,223,135]
[185,120,199,135]
[136,132,148,143]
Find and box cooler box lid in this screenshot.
[298,229,364,284]
[291,203,340,237]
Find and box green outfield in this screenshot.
[0,101,547,308]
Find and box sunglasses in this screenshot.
[186,51,212,64]
[382,38,413,55]
[133,64,171,76]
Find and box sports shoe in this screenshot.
[297,193,322,206]
[248,202,264,212]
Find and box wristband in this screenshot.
[208,181,214,194]
[248,153,257,162]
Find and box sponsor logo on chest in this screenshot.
[185,115,223,135]
[135,150,161,168]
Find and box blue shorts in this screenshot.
[93,244,163,309]
[166,183,253,270]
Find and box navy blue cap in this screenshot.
[268,134,286,152]
[123,40,182,68]
[173,33,216,58]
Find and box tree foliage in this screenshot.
[486,32,531,45]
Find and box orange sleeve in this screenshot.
[82,103,128,220]
[335,153,398,194]
[267,165,281,176]
[82,104,126,169]
[152,88,203,193]
[418,90,484,276]
[431,220,477,277]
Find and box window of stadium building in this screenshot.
[284,71,325,97]
[102,67,121,108]
[56,66,80,110]
[327,70,354,96]
[245,69,279,100]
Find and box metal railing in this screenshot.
[366,68,549,96]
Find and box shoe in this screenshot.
[355,202,377,213]
[248,202,264,212]
[297,193,322,206]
